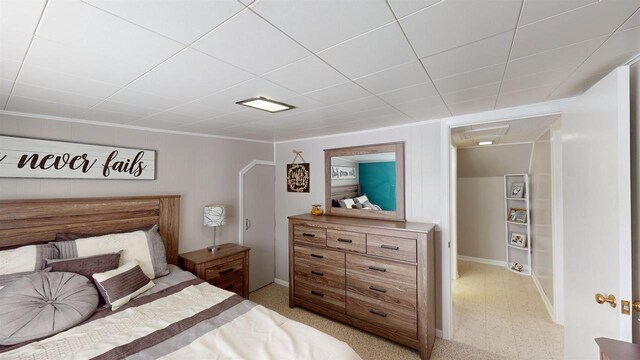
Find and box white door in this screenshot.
[562,67,631,358]
[243,164,275,292]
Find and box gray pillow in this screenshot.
[0,272,98,345]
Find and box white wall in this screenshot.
[0,113,274,253]
[274,121,443,326]
[631,61,640,343]
[530,130,554,309]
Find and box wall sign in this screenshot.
[287,149,309,193]
[0,136,156,180]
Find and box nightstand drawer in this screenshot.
[205,258,244,284]
[214,276,244,296]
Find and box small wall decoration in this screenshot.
[287,150,310,193]
[510,182,525,198]
[507,208,528,223]
[330,166,356,180]
[509,232,528,248]
[0,135,156,180]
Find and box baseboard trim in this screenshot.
[532,271,556,323]
[435,329,443,338]
[457,255,506,267]
[274,278,289,287]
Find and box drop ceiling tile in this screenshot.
[192,10,309,75]
[279,95,326,112]
[166,103,227,120]
[547,71,607,100]
[190,77,300,114]
[105,88,184,112]
[262,56,349,94]
[576,26,640,74]
[0,58,22,82]
[11,82,102,108]
[6,95,88,118]
[383,95,448,118]
[388,0,441,19]
[504,35,606,79]
[317,22,416,79]
[399,0,521,58]
[433,63,506,94]
[448,95,497,116]
[442,82,501,105]
[320,96,389,118]
[203,111,268,128]
[620,7,640,31]
[18,62,122,98]
[519,0,597,26]
[37,1,183,73]
[304,82,371,105]
[92,100,161,118]
[0,79,13,95]
[77,108,141,124]
[499,66,574,94]
[84,0,245,44]
[127,48,254,102]
[377,82,439,105]
[250,0,395,52]
[130,111,203,129]
[0,0,45,61]
[510,0,639,59]
[0,94,9,107]
[496,84,558,108]
[421,30,514,79]
[354,61,431,95]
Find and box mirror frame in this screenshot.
[324,142,405,222]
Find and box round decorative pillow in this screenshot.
[0,271,98,345]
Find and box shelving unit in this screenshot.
[504,174,531,275]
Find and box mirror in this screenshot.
[324,142,405,221]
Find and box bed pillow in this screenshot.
[353,195,369,204]
[0,244,59,275]
[0,271,98,345]
[93,261,155,310]
[46,252,121,280]
[0,268,51,291]
[52,225,169,279]
[338,198,355,209]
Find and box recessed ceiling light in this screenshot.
[236,96,295,113]
[477,141,494,146]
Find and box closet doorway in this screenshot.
[240,161,276,292]
[449,116,564,358]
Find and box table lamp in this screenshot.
[204,205,226,252]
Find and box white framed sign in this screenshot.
[0,136,156,180]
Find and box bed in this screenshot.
[0,195,361,360]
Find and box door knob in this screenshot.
[595,293,617,308]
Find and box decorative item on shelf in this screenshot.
[510,262,523,272]
[510,232,528,248]
[507,208,528,223]
[310,204,324,216]
[287,150,310,193]
[204,205,226,253]
[510,182,525,198]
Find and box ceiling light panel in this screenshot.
[236,97,295,113]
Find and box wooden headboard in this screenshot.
[0,195,181,265]
[331,184,360,202]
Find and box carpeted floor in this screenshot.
[249,261,562,360]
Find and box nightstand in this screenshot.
[178,243,250,298]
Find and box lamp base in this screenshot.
[208,246,219,253]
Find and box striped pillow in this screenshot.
[0,244,59,275]
[92,261,155,310]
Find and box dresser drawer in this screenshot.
[294,224,327,246]
[296,279,345,312]
[367,234,417,262]
[347,291,417,339]
[294,245,345,268]
[346,254,416,308]
[205,258,244,284]
[214,276,244,296]
[295,261,345,289]
[327,229,366,253]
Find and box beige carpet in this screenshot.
[251,284,517,360]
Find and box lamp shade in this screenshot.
[204,205,226,227]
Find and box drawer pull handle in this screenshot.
[369,309,387,317]
[310,270,324,276]
[381,244,400,250]
[369,285,387,293]
[311,290,325,297]
[219,268,234,274]
[368,266,387,272]
[310,254,324,259]
[337,238,353,243]
[302,233,316,237]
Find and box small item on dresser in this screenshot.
[92,260,155,310]
[311,204,324,216]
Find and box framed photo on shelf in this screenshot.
[507,208,528,223]
[509,232,528,248]
[509,182,525,198]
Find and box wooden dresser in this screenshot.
[288,214,436,359]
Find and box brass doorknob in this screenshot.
[595,293,617,308]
